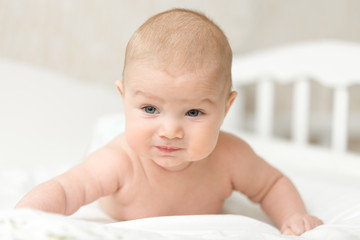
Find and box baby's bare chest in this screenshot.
[100,167,233,220]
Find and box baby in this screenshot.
[16,9,322,235]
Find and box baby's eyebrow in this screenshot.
[134,90,165,102]
[199,97,216,105]
[134,90,216,105]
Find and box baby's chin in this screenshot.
[152,159,193,172]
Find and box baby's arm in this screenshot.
[15,147,128,215]
[260,175,323,235]
[226,134,322,235]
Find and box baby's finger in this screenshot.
[292,222,306,235]
[303,217,312,231]
[281,227,294,235]
[302,216,322,231]
[286,219,306,235]
[306,216,323,230]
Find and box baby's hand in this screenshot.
[280,213,323,235]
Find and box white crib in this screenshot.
[229,40,360,152]
[223,39,360,178]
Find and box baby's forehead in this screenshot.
[128,39,227,77]
[126,58,221,79]
[124,60,230,94]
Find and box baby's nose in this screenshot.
[158,119,184,139]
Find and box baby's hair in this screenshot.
[123,8,233,91]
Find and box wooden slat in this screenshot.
[331,87,349,152]
[255,78,274,138]
[291,78,310,145]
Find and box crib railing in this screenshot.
[241,78,353,152]
[228,40,360,154]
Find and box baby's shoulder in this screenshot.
[85,134,133,171]
[217,131,254,153]
[213,131,259,165]
[71,134,133,195]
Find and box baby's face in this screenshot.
[119,61,235,171]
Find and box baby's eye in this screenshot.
[143,106,159,114]
[186,109,202,117]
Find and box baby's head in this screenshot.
[118,9,237,171]
[122,8,233,93]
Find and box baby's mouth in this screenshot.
[156,146,181,153]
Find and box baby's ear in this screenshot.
[225,91,237,116]
[115,80,124,97]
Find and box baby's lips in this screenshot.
[156,146,181,153]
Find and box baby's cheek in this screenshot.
[126,124,149,152]
[189,130,218,160]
